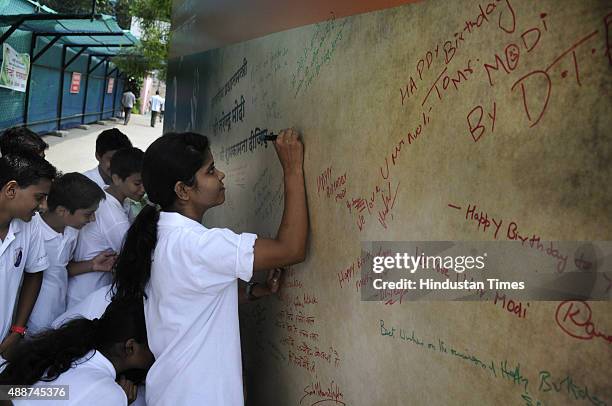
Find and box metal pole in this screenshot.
[31,35,61,64]
[0,13,104,23]
[107,67,118,76]
[58,44,135,49]
[23,33,37,125]
[31,32,125,37]
[100,59,109,120]
[57,45,67,131]
[64,47,87,69]
[81,54,92,124]
[0,17,25,45]
[88,56,108,74]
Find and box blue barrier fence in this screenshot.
[0,29,125,134]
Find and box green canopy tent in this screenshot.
[0,0,139,130]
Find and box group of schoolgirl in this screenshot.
[0,125,308,406]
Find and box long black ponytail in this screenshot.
[0,298,147,385]
[113,132,210,300]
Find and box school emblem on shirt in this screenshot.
[14,248,23,267]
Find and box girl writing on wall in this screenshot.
[113,129,308,405]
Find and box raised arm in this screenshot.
[253,129,308,272]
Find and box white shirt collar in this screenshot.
[103,190,125,209]
[35,212,62,242]
[158,211,205,229]
[87,166,105,182]
[2,217,22,241]
[7,217,22,236]
[0,219,22,256]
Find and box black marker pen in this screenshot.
[261,134,277,141]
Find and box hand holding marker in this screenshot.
[260,131,278,142]
[260,128,303,144]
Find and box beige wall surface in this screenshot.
[165,1,612,404]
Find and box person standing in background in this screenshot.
[121,89,136,126]
[149,91,164,128]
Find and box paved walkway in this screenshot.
[44,113,163,173]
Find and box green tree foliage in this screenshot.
[130,0,171,28]
[113,0,132,30]
[113,0,171,83]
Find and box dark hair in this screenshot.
[110,147,144,180]
[95,128,132,156]
[0,127,49,156]
[113,133,209,299]
[46,172,105,213]
[0,153,57,190]
[0,297,147,385]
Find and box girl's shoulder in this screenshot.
[167,226,240,246]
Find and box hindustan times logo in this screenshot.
[372,252,487,274]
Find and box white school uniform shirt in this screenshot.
[12,350,127,406]
[27,213,79,335]
[53,284,113,328]
[82,166,106,189]
[83,167,138,222]
[0,217,48,341]
[144,212,256,406]
[67,191,129,308]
